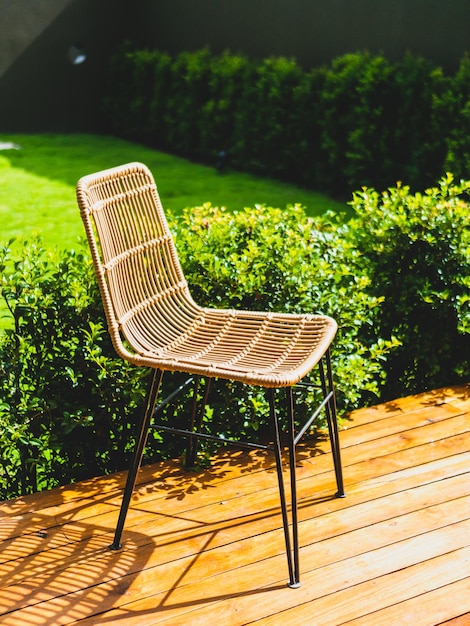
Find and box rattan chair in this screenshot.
[76,162,345,588]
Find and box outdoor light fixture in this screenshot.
[68,44,87,65]
[216,150,228,172]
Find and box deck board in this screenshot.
[0,384,469,625]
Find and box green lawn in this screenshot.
[0,134,349,249]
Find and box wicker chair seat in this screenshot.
[121,301,337,388]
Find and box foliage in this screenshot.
[348,174,470,399]
[319,52,394,192]
[103,46,470,196]
[0,240,147,498]
[170,203,397,422]
[442,54,470,181]
[0,204,397,499]
[319,53,448,192]
[3,179,468,499]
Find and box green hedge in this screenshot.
[102,46,470,195]
[2,176,469,499]
[0,207,395,499]
[347,174,470,400]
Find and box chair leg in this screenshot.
[109,368,163,550]
[319,350,345,498]
[268,388,300,588]
[185,377,212,470]
[286,387,300,586]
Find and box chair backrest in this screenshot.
[76,162,196,362]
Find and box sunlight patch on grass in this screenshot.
[0,134,349,249]
[0,156,82,249]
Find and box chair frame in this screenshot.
[76,162,345,588]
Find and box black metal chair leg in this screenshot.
[109,368,163,550]
[185,377,212,470]
[319,351,345,498]
[286,387,300,587]
[268,389,300,588]
[185,375,201,470]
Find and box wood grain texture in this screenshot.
[0,383,469,625]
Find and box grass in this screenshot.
[0,134,349,249]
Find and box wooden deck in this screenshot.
[1,384,469,625]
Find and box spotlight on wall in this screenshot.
[68,44,87,65]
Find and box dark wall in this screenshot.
[0,0,469,133]
[0,0,128,133]
[131,0,470,70]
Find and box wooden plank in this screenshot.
[0,396,464,523]
[438,614,470,626]
[1,454,467,596]
[344,384,470,426]
[0,414,468,556]
[340,578,470,625]
[339,401,466,447]
[2,415,465,561]
[1,449,467,606]
[1,383,466,517]
[1,383,467,519]
[4,471,469,602]
[340,414,470,464]
[251,547,470,626]
[0,450,272,516]
[0,498,120,544]
[2,444,467,590]
[342,432,469,487]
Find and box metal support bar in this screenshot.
[153,376,193,416]
[294,391,333,446]
[152,423,272,452]
[185,377,212,469]
[294,382,322,391]
[286,386,300,587]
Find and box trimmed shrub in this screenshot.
[231,56,306,178]
[3,180,468,499]
[348,174,470,399]
[102,46,159,142]
[102,46,470,195]
[319,52,449,193]
[442,54,470,181]
[319,52,395,192]
[0,204,397,499]
[199,52,250,159]
[161,48,213,156]
[0,241,147,498]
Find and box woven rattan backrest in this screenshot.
[76,162,195,359]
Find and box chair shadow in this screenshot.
[137,435,331,502]
[0,435,338,624]
[0,504,151,624]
